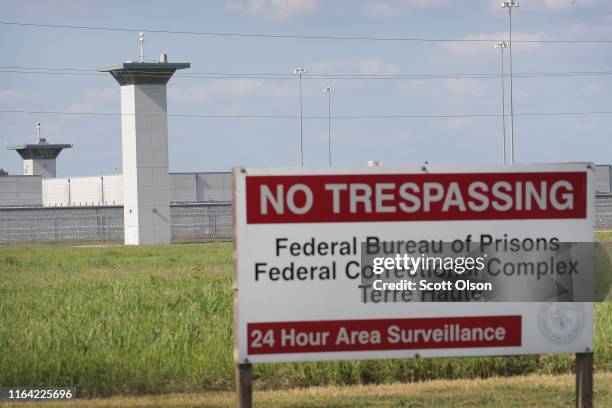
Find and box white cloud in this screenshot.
[68,102,97,113]
[206,78,263,95]
[399,79,427,90]
[220,105,245,115]
[85,88,118,102]
[434,117,472,129]
[361,2,403,19]
[170,79,263,103]
[0,0,95,16]
[540,0,578,10]
[443,32,546,54]
[568,20,612,37]
[530,0,597,10]
[225,0,319,22]
[316,131,344,143]
[485,0,604,13]
[264,85,294,97]
[401,0,458,7]
[311,57,399,75]
[396,79,434,94]
[62,87,118,114]
[310,59,354,73]
[0,89,41,100]
[359,58,400,75]
[361,0,459,19]
[580,83,606,97]
[446,78,484,95]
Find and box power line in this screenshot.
[4,65,612,78]
[0,109,611,119]
[1,68,611,81]
[1,20,612,44]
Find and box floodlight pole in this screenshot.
[139,32,145,63]
[294,68,306,167]
[323,86,335,166]
[495,41,508,164]
[502,0,519,164]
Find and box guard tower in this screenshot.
[7,122,72,178]
[100,34,189,245]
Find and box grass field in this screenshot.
[0,239,611,399]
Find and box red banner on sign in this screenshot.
[245,172,586,224]
[247,315,521,354]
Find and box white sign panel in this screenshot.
[233,163,594,364]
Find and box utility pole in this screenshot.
[323,86,335,166]
[502,0,519,164]
[495,41,509,164]
[294,67,307,167]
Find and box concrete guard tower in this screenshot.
[7,123,72,178]
[100,37,189,245]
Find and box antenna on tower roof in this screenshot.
[36,122,47,143]
[139,32,144,63]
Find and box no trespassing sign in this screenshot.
[233,164,594,364]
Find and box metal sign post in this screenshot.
[575,352,593,408]
[235,363,252,408]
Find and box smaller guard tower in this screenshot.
[7,122,72,178]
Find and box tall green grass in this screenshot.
[0,242,610,397]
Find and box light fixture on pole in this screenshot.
[495,41,509,164]
[294,67,307,167]
[323,86,335,166]
[502,0,519,164]
[139,32,145,63]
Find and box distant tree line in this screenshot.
[0,168,9,176]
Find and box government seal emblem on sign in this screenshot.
[538,302,585,344]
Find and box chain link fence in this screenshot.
[1,197,612,245]
[171,204,232,242]
[0,203,232,245]
[596,195,612,231]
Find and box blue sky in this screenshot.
[0,0,611,176]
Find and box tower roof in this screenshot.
[99,62,190,86]
[7,143,72,159]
